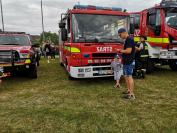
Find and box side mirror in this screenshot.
[154,25,161,36]
[61,28,67,41]
[59,22,66,28]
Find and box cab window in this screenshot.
[147,9,161,28]
[130,14,140,34]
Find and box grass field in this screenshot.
[0,58,177,133]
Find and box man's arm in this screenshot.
[136,47,141,52]
[120,48,132,54]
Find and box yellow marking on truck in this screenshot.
[64,46,80,53]
[70,47,80,53]
[147,37,169,43]
[134,37,140,42]
[134,37,169,43]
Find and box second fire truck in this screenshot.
[130,0,177,72]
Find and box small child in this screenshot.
[111,54,123,88]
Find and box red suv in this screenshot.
[0,32,38,78]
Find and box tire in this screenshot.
[68,75,75,80]
[60,62,64,67]
[37,60,40,66]
[27,64,38,79]
[146,58,155,74]
[169,60,177,71]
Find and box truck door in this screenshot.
[146,9,162,39]
[59,30,64,64]
[62,15,71,65]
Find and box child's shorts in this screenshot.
[114,70,123,80]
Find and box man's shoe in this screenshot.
[123,94,136,100]
[122,91,130,95]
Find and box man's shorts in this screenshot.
[123,62,135,76]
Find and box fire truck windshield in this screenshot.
[72,14,129,43]
[0,35,30,46]
[165,8,177,29]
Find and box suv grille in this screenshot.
[0,50,19,64]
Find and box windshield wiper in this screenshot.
[99,38,123,43]
[168,25,177,30]
[77,36,99,43]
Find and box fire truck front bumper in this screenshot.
[160,49,177,59]
[69,65,114,78]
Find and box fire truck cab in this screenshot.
[130,0,177,72]
[59,5,130,78]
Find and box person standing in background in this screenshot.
[44,41,52,63]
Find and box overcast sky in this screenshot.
[0,0,161,35]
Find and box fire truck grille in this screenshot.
[92,53,115,58]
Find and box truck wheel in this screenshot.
[68,75,75,80]
[60,62,64,67]
[28,64,38,79]
[37,60,40,66]
[146,59,155,74]
[169,60,177,71]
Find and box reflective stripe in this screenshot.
[147,37,169,43]
[70,47,80,53]
[141,55,149,57]
[134,37,169,43]
[64,46,80,53]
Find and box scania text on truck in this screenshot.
[59,5,129,78]
[130,0,177,72]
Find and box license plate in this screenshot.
[99,70,111,75]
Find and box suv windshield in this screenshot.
[72,14,129,43]
[0,35,30,46]
[165,8,177,29]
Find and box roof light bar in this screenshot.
[73,5,122,11]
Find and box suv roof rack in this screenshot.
[0,31,26,34]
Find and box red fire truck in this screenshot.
[130,0,177,72]
[59,5,129,78]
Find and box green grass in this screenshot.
[0,58,177,133]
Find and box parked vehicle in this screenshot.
[59,5,130,78]
[130,0,177,72]
[0,31,38,78]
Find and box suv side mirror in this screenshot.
[154,25,161,36]
[59,22,66,28]
[61,28,67,41]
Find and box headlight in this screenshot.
[78,68,84,73]
[85,68,91,72]
[160,52,166,56]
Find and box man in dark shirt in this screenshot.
[118,28,135,100]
